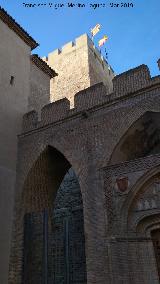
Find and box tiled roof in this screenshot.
[0,6,39,50]
[31,55,58,78]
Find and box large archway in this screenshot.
[22,146,87,283]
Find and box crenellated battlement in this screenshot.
[74,83,107,111]
[22,83,108,132]
[22,60,160,133]
[43,34,113,73]
[43,34,86,62]
[41,98,70,125]
[113,64,151,97]
[46,34,90,57]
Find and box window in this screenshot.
[10,76,14,85]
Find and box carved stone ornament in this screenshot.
[115,176,130,194]
[133,180,160,212]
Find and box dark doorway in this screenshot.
[23,168,87,284]
[151,229,160,280]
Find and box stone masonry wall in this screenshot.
[28,62,51,116]
[0,18,31,284]
[42,34,114,107]
[88,42,114,93]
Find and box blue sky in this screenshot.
[1,0,160,76]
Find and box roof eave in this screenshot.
[31,54,58,78]
[0,6,39,50]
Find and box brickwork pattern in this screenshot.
[9,60,160,284]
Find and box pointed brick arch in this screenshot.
[9,125,108,284]
[109,111,160,165]
[23,145,71,213]
[119,165,160,233]
[21,146,87,283]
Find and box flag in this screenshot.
[91,24,101,37]
[98,35,108,47]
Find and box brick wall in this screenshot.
[9,60,160,284]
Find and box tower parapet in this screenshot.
[41,98,70,125]
[113,64,151,97]
[74,83,107,111]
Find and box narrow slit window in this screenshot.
[10,76,14,85]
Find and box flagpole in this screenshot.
[105,48,108,61]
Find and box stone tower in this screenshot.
[43,33,115,106]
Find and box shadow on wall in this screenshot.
[109,111,160,165]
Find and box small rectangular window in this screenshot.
[10,76,14,85]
